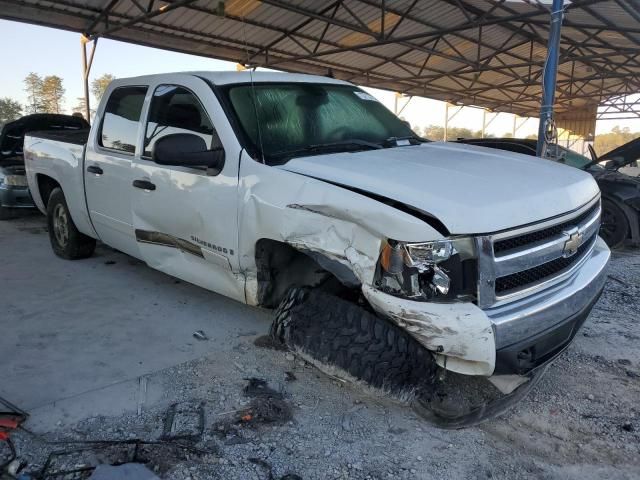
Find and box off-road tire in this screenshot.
[47,187,96,259]
[271,288,438,393]
[600,197,629,249]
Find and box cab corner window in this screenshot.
[99,86,147,154]
[144,85,218,158]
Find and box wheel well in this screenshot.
[36,175,61,209]
[254,239,360,308]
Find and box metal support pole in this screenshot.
[536,0,565,156]
[444,103,449,141]
[482,109,486,138]
[512,114,517,138]
[81,35,98,124]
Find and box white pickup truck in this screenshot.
[24,71,609,388]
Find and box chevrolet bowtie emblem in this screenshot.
[563,231,583,257]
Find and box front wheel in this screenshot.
[271,288,438,394]
[600,197,629,249]
[47,187,96,259]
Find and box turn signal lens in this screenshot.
[380,242,405,274]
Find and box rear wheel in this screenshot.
[600,197,629,249]
[271,288,438,394]
[47,187,96,259]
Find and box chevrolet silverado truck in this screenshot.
[24,72,610,406]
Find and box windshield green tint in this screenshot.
[225,83,417,164]
[557,147,593,169]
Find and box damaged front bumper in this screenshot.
[486,235,609,374]
[363,236,610,377]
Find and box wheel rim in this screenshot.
[53,203,69,247]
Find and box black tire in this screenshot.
[600,197,629,249]
[47,187,96,259]
[271,288,438,393]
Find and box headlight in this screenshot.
[2,175,28,187]
[376,238,477,302]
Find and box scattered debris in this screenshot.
[104,260,117,265]
[248,457,302,480]
[192,330,208,341]
[0,395,28,472]
[240,379,292,426]
[89,463,160,479]
[161,402,205,441]
[243,378,283,399]
[253,335,287,351]
[284,371,296,382]
[38,440,214,478]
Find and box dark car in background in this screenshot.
[0,113,89,219]
[454,137,640,249]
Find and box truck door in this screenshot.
[84,85,148,257]
[131,78,245,302]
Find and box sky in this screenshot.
[1,19,636,138]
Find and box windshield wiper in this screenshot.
[272,139,382,160]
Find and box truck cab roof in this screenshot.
[110,71,351,88]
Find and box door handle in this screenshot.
[133,179,156,191]
[87,165,103,175]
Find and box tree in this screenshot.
[0,98,22,124]
[41,76,65,113]
[23,72,45,114]
[594,126,639,155]
[91,74,115,102]
[72,97,94,121]
[421,124,480,141]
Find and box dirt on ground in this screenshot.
[2,216,639,480]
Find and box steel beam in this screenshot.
[537,0,565,156]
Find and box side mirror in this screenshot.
[152,133,224,169]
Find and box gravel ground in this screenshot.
[2,218,639,479]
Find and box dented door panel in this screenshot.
[131,75,245,302]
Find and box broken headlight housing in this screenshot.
[375,238,477,302]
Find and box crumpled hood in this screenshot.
[278,142,600,234]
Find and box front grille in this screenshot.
[477,198,601,308]
[494,203,599,254]
[495,232,597,294]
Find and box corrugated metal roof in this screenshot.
[1,0,638,124]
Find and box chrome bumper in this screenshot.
[485,236,609,371]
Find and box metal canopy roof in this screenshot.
[1,0,639,122]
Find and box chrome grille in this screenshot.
[493,202,600,254]
[477,197,601,308]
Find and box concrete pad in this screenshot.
[0,214,270,427]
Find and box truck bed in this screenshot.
[28,129,90,146]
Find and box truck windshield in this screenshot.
[222,83,423,164]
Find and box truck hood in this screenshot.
[277,142,600,234]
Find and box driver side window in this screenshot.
[143,85,220,158]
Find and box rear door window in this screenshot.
[99,86,148,154]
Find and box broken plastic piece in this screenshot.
[192,330,208,341]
